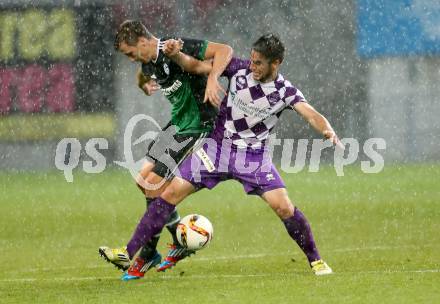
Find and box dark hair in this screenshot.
[114,20,153,50]
[252,34,285,63]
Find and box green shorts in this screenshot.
[146,129,208,179]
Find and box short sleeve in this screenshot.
[221,57,250,78]
[181,38,208,60]
[284,86,306,107]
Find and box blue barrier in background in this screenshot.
[357,0,440,57]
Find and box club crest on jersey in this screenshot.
[163,63,170,75]
[235,76,247,90]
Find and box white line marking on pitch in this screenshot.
[329,244,438,253]
[0,269,438,283]
[3,244,439,275]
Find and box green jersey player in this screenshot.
[99,20,232,279]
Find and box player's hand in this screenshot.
[141,79,160,96]
[323,130,344,150]
[204,75,226,107]
[163,39,183,57]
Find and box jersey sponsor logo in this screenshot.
[163,63,170,75]
[162,80,182,96]
[230,91,271,120]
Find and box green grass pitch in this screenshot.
[0,164,439,303]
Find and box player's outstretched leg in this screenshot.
[119,197,176,281]
[282,208,332,275]
[125,197,176,259]
[262,188,332,275]
[98,197,164,274]
[122,199,163,280]
[98,197,161,273]
[125,179,195,276]
[123,198,187,279]
[156,208,196,272]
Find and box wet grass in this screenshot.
[0,164,439,303]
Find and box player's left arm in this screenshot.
[293,102,343,149]
[136,68,160,96]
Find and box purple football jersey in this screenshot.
[212,57,306,149]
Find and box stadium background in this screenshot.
[2,0,439,170]
[0,1,439,303]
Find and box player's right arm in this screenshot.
[136,68,160,96]
[163,39,213,75]
[163,38,231,107]
[202,42,233,105]
[176,55,213,75]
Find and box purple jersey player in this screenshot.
[122,34,341,280]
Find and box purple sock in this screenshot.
[282,208,321,264]
[126,197,175,259]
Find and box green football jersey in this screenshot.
[141,38,217,134]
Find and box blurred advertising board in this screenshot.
[0,5,115,140]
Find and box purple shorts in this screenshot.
[175,138,285,196]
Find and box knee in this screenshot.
[143,174,167,198]
[161,179,191,204]
[275,201,295,219]
[161,184,179,202]
[263,188,295,219]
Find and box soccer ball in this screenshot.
[176,214,213,251]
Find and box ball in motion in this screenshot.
[176,214,213,251]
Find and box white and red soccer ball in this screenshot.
[176,214,213,251]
